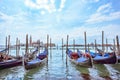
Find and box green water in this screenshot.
[0,49,120,80]
[94,64,110,77]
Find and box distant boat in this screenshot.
[66,49,93,67]
[24,48,48,70]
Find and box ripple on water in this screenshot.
[88,67,105,80]
[1,50,120,80]
[104,64,120,80]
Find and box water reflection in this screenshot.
[0,49,120,80]
[94,64,110,77]
[0,66,24,80]
[23,64,44,80]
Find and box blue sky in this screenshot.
[0,0,120,45]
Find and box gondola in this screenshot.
[0,48,22,70]
[24,48,48,70]
[0,47,38,70]
[89,51,117,64]
[66,49,93,67]
[0,59,22,70]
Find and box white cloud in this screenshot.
[110,11,120,19]
[24,0,60,13]
[36,0,49,5]
[56,0,87,24]
[39,24,120,44]
[97,3,111,13]
[94,0,99,2]
[58,0,66,12]
[41,10,45,15]
[86,11,120,23]
[24,0,66,13]
[25,0,37,8]
[0,11,30,34]
[0,12,13,22]
[86,3,120,24]
[1,0,120,45]
[82,0,99,3]
[63,24,120,44]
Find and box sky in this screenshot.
[0,0,120,45]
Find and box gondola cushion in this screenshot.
[71,53,79,59]
[93,55,109,60]
[27,58,41,65]
[77,56,87,62]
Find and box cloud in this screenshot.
[1,15,119,45]
[82,0,99,3]
[0,11,31,35]
[86,11,120,23]
[63,24,120,44]
[0,11,28,23]
[25,0,38,9]
[0,0,120,45]
[0,12,13,22]
[86,3,120,24]
[24,0,66,13]
[58,0,66,12]
[94,0,99,2]
[97,3,111,13]
[37,24,120,45]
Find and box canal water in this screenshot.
[0,48,120,80]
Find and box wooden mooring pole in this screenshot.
[106,38,108,53]
[102,31,104,53]
[18,40,20,55]
[66,35,69,65]
[95,39,97,53]
[50,38,52,58]
[84,32,87,52]
[116,35,120,55]
[5,35,10,59]
[88,44,90,52]
[47,34,49,64]
[16,37,19,57]
[7,35,10,56]
[30,35,32,46]
[38,40,40,53]
[25,34,28,55]
[62,38,64,58]
[113,39,116,51]
[47,34,49,53]
[5,36,7,54]
[73,39,75,52]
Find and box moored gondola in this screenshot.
[89,51,117,64]
[24,48,48,70]
[66,49,93,67]
[0,48,22,70]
